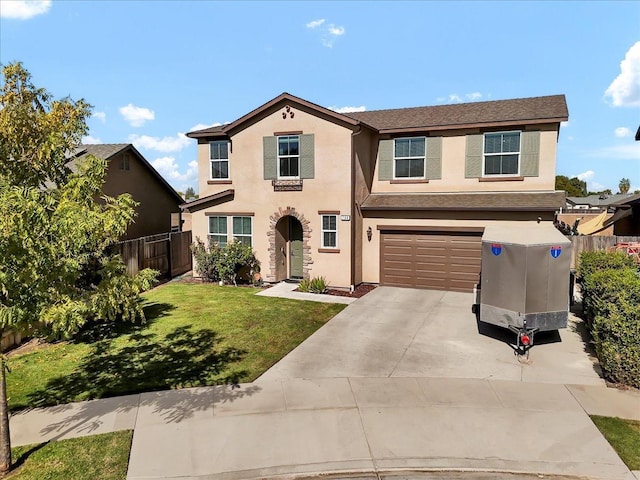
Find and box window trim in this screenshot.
[208,215,228,246]
[277,135,300,180]
[320,214,338,249]
[482,131,521,177]
[232,216,253,246]
[209,140,230,180]
[393,136,426,180]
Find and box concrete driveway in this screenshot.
[259,286,604,385]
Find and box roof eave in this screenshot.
[180,189,234,212]
[360,205,561,212]
[378,117,568,135]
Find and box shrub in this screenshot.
[592,299,640,388]
[191,238,260,285]
[299,276,327,294]
[581,267,640,326]
[578,250,636,284]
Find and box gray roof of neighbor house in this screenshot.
[361,191,566,212]
[73,143,184,204]
[187,93,568,138]
[566,193,635,207]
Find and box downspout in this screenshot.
[350,125,364,291]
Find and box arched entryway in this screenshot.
[267,207,313,282]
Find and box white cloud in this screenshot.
[605,41,640,107]
[615,126,631,138]
[92,111,106,123]
[82,135,102,145]
[590,181,607,192]
[448,94,463,103]
[577,170,595,181]
[438,93,485,104]
[151,157,198,190]
[119,103,155,127]
[189,122,222,132]
[328,105,366,113]
[466,92,482,101]
[307,18,346,48]
[590,143,640,160]
[128,133,190,153]
[306,19,325,28]
[0,0,51,19]
[561,120,570,127]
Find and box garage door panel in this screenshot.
[380,231,481,292]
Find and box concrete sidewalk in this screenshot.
[10,378,640,480]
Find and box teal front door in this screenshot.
[289,218,303,279]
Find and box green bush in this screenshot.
[581,267,640,326]
[592,300,640,388]
[298,276,328,294]
[578,250,636,284]
[191,238,260,285]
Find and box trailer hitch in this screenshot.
[508,320,539,358]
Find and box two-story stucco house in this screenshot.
[182,93,568,292]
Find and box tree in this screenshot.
[0,63,156,472]
[619,178,630,194]
[555,175,587,197]
[184,186,196,200]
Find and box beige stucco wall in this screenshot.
[371,124,558,194]
[103,151,182,240]
[360,216,552,284]
[192,103,355,288]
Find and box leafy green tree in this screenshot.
[618,177,631,194]
[184,186,196,199]
[555,175,587,197]
[0,62,156,473]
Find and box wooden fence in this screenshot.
[114,230,192,279]
[569,235,640,268]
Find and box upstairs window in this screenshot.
[484,132,520,175]
[210,141,229,179]
[120,154,130,171]
[394,137,425,179]
[208,216,227,246]
[278,135,299,179]
[321,215,338,248]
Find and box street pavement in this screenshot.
[9,285,640,480]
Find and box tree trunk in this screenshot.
[0,354,11,473]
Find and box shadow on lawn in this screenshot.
[27,320,248,409]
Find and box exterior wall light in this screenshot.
[367,226,373,242]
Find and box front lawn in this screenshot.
[7,283,345,410]
[591,415,640,470]
[8,430,131,480]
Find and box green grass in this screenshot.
[7,430,132,480]
[7,283,345,411]
[591,415,640,470]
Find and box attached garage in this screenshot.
[380,228,483,292]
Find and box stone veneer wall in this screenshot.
[266,206,313,282]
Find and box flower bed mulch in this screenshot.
[296,284,376,298]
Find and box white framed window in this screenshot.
[210,141,229,179]
[278,135,300,179]
[394,137,425,179]
[321,215,338,248]
[483,132,520,176]
[232,216,252,246]
[208,216,227,246]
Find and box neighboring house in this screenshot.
[609,193,640,235]
[565,193,634,212]
[182,93,568,292]
[73,144,185,240]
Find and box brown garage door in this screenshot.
[380,231,482,292]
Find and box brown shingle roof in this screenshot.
[344,95,568,132]
[361,191,566,212]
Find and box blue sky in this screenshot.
[1,0,639,194]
